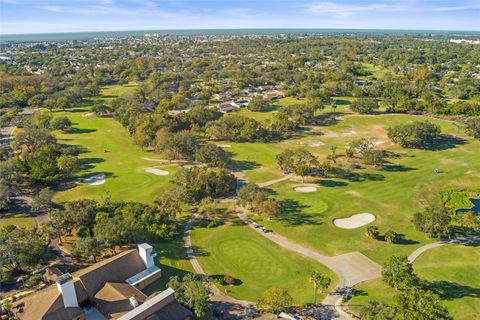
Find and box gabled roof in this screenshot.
[94,282,147,319]
[74,249,146,299]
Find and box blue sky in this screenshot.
[1,0,479,34]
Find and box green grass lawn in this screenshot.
[0,213,36,229]
[349,244,480,320]
[226,110,480,263]
[190,215,337,304]
[53,83,179,203]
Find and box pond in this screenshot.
[457,198,480,214]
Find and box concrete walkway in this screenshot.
[236,208,381,320]
[408,236,480,263]
[256,174,293,188]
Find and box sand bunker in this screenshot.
[83,173,106,185]
[216,144,231,148]
[333,213,375,229]
[144,168,169,176]
[83,112,95,117]
[142,157,168,162]
[294,186,318,193]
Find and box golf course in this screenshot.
[50,83,480,316]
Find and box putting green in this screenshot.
[191,216,337,304]
[349,244,480,320]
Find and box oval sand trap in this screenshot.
[294,186,318,193]
[333,213,375,229]
[215,144,231,148]
[144,168,169,176]
[83,173,106,185]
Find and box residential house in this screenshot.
[12,244,192,320]
[217,101,239,113]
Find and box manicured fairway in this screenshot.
[190,216,337,304]
[232,107,480,263]
[53,84,178,203]
[349,244,480,320]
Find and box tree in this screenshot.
[382,255,418,290]
[310,271,331,304]
[255,198,282,220]
[205,114,267,142]
[12,125,56,153]
[366,225,380,239]
[413,205,451,238]
[65,199,98,236]
[50,116,72,131]
[31,187,54,212]
[56,154,78,176]
[32,109,53,129]
[387,121,441,149]
[47,208,74,244]
[168,274,211,320]
[464,117,480,138]
[457,211,480,232]
[384,230,399,244]
[175,167,237,203]
[71,237,102,263]
[347,138,384,167]
[257,287,293,314]
[276,148,318,183]
[248,96,271,112]
[0,227,48,274]
[278,104,316,127]
[360,300,394,320]
[350,98,380,114]
[194,144,229,167]
[155,129,199,161]
[394,287,452,320]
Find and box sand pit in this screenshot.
[144,168,169,176]
[333,213,375,229]
[294,185,318,193]
[308,142,325,147]
[83,112,95,117]
[83,173,106,185]
[216,144,231,148]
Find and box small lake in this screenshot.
[457,198,480,214]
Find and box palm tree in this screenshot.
[310,271,331,304]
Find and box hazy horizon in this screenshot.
[1,0,480,35]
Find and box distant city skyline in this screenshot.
[1,0,479,35]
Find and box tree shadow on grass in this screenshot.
[78,157,106,170]
[394,234,420,245]
[429,135,467,151]
[276,199,322,226]
[190,245,210,257]
[228,159,259,171]
[209,275,243,286]
[382,164,417,172]
[318,179,348,187]
[423,280,480,300]
[313,112,343,126]
[64,127,97,134]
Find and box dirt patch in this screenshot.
[333,213,375,229]
[346,190,362,197]
[144,168,169,176]
[142,157,168,162]
[83,173,106,185]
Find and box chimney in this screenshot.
[56,273,78,308]
[129,295,139,308]
[138,243,156,269]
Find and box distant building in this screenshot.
[12,244,192,320]
[217,101,239,113]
